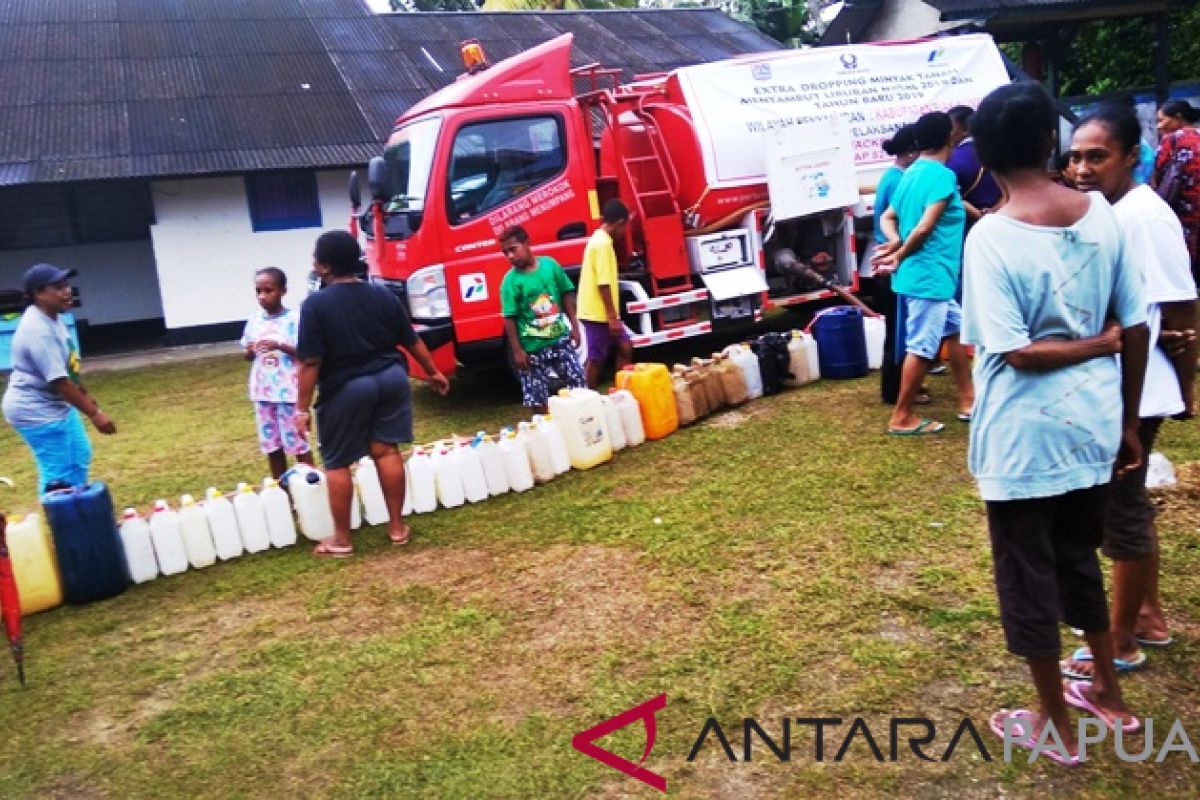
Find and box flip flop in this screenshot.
[1063,680,1141,733]
[313,541,354,558]
[388,524,412,546]
[957,411,973,422]
[915,389,933,405]
[1135,633,1173,648]
[1062,646,1147,678]
[888,419,945,436]
[988,709,1080,766]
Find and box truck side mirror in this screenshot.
[367,156,388,203]
[348,171,361,209]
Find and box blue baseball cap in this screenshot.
[23,263,77,295]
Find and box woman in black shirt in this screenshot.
[296,230,449,557]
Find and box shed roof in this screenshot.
[0,1,778,186]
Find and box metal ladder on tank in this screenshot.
[617,101,699,333]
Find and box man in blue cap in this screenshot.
[2,264,116,492]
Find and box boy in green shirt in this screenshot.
[499,225,585,413]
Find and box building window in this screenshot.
[0,181,153,250]
[245,171,322,232]
[446,115,565,224]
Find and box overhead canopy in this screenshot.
[925,0,1175,40]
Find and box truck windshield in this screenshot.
[382,115,442,213]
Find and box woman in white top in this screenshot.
[963,82,1150,762]
[1060,103,1198,682]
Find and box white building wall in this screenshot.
[149,170,354,332]
[0,240,161,325]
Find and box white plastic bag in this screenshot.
[1146,451,1177,489]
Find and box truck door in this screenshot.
[440,108,595,352]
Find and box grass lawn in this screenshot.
[2,353,1200,798]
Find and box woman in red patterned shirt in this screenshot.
[1153,99,1200,284]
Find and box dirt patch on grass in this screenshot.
[1152,460,1200,522]
[353,546,499,600]
[705,403,780,430]
[497,545,701,649]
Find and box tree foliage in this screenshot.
[1058,5,1200,97]
[730,0,815,45]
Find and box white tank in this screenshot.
[600,395,626,451]
[285,467,336,542]
[521,420,556,484]
[723,343,764,399]
[350,482,363,530]
[260,478,298,548]
[203,487,244,560]
[402,455,414,516]
[148,500,189,576]
[178,494,217,568]
[498,428,534,492]
[535,414,572,475]
[432,447,466,508]
[355,456,390,525]
[608,389,646,446]
[407,448,438,513]
[548,389,613,470]
[802,330,820,380]
[863,315,886,370]
[786,331,814,386]
[233,483,272,553]
[452,442,489,503]
[119,508,158,584]
[474,432,510,496]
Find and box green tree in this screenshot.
[1057,6,1200,96]
[732,0,815,45]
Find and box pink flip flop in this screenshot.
[313,541,354,558]
[988,709,1081,767]
[1063,680,1141,733]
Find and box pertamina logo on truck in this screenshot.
[347,33,1008,377]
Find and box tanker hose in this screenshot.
[683,200,770,237]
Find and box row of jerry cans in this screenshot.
[4,462,394,610]
[119,462,393,585]
[403,388,647,512]
[671,331,822,425]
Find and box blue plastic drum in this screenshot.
[811,306,869,379]
[42,482,128,604]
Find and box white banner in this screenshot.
[675,35,1010,189]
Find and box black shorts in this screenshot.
[315,363,413,469]
[1102,417,1163,561]
[985,484,1111,659]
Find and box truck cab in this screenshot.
[357,39,598,376]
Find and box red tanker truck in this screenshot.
[349,33,1008,376]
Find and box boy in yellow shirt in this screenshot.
[578,199,632,388]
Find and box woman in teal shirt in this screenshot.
[874,112,975,435]
[873,124,918,245]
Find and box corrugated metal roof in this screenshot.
[0,1,779,185]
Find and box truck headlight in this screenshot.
[407,264,449,320]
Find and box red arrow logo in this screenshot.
[571,694,667,792]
